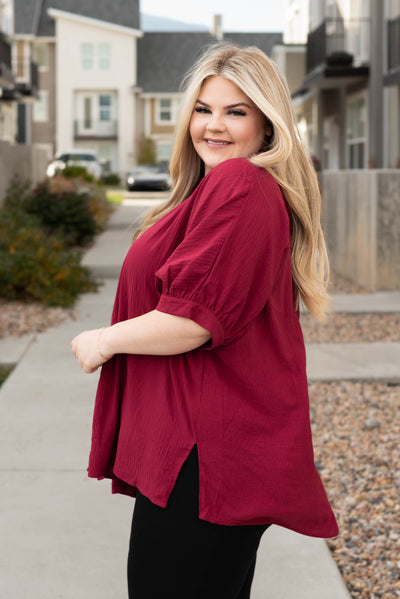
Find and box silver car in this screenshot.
[46,149,103,179]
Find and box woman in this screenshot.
[71,43,338,598]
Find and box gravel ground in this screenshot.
[309,381,400,599]
[328,272,369,295]
[0,299,75,338]
[301,312,400,343]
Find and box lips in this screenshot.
[205,139,232,147]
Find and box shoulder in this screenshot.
[195,158,278,200]
[189,158,288,231]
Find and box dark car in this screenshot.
[126,165,172,192]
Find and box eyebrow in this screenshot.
[195,99,252,110]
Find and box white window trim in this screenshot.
[33,43,49,72]
[98,43,111,70]
[346,90,368,168]
[33,90,49,122]
[81,43,94,71]
[155,97,177,126]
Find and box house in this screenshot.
[0,0,40,201]
[280,0,400,291]
[285,0,400,170]
[0,2,16,146]
[12,0,282,178]
[13,0,142,176]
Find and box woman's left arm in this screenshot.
[71,310,211,374]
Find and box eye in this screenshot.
[194,106,211,114]
[228,109,246,116]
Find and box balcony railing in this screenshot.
[74,119,118,139]
[0,31,14,85]
[13,57,39,95]
[388,15,400,70]
[306,18,370,73]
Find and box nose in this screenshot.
[206,111,226,132]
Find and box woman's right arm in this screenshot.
[71,310,211,374]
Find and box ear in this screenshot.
[265,124,273,137]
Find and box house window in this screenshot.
[84,97,92,129]
[157,142,173,163]
[158,98,173,123]
[98,44,111,70]
[33,90,48,122]
[99,95,111,121]
[347,95,366,168]
[33,43,48,70]
[81,43,94,70]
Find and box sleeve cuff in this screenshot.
[156,294,225,350]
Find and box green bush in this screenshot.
[0,209,97,306]
[4,176,114,241]
[101,173,120,186]
[25,181,98,247]
[61,165,95,182]
[137,135,156,165]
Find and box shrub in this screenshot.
[25,181,98,247]
[85,184,114,231]
[47,176,114,236]
[61,165,95,182]
[0,209,97,306]
[101,173,120,186]
[3,176,32,213]
[137,135,156,165]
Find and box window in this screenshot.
[33,91,48,122]
[99,95,111,121]
[157,142,173,163]
[81,43,94,70]
[84,97,92,129]
[98,44,111,70]
[33,44,48,69]
[346,95,366,168]
[157,98,173,123]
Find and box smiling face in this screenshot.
[189,76,268,175]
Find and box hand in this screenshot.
[71,328,113,374]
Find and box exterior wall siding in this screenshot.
[321,170,400,290]
[31,42,56,151]
[0,140,48,204]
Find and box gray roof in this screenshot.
[14,0,140,36]
[137,32,283,93]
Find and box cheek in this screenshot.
[189,116,200,142]
[240,123,264,149]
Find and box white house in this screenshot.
[48,9,142,176]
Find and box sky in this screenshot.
[140,0,286,32]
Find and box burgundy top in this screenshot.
[88,158,338,538]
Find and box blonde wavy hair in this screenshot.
[135,43,330,320]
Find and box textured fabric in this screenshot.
[127,447,269,599]
[88,157,338,538]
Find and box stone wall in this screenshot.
[321,170,400,291]
[0,141,48,205]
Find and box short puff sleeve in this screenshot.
[155,159,290,349]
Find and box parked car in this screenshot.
[46,149,103,179]
[126,164,172,191]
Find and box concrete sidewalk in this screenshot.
[1,201,399,598]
